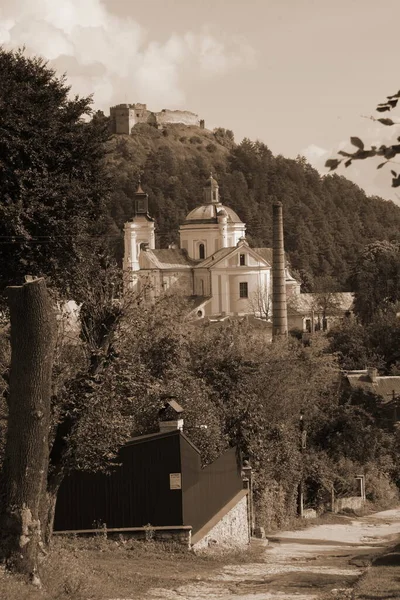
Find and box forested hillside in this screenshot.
[105,123,400,289]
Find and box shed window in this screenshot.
[239,282,248,298]
[199,243,205,259]
[239,253,246,266]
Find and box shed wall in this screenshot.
[54,433,183,531]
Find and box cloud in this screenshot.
[302,144,329,164]
[301,140,400,205]
[0,0,255,111]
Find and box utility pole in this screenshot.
[298,410,306,518]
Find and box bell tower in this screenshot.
[203,174,220,204]
[123,182,155,291]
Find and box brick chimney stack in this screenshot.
[272,202,288,339]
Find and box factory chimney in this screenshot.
[272,201,288,339]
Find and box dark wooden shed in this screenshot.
[54,429,245,540]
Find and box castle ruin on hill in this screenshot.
[110,103,205,134]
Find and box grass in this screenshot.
[0,535,264,600]
[353,541,400,600]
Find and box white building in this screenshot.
[123,176,350,327]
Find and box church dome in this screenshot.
[183,174,243,224]
[183,203,243,224]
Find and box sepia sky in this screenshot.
[1,0,400,202]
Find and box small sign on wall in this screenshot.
[169,473,182,490]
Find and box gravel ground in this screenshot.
[147,508,400,600]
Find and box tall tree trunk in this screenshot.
[0,278,56,582]
[40,467,65,547]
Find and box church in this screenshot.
[123,175,352,330]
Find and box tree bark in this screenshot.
[0,278,56,581]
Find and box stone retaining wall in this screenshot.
[192,492,250,551]
[334,496,364,513]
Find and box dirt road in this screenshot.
[148,508,400,600]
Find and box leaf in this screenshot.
[378,118,395,126]
[377,105,391,113]
[387,90,400,99]
[388,99,398,108]
[392,175,400,188]
[338,150,353,157]
[391,170,397,177]
[377,162,387,169]
[357,150,376,159]
[384,148,397,159]
[325,159,341,170]
[344,159,352,168]
[350,137,364,150]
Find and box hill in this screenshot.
[104,123,400,289]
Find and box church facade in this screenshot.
[123,176,352,328]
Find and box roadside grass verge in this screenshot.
[353,541,400,600]
[0,535,265,600]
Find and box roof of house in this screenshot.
[345,371,400,401]
[252,248,273,265]
[288,292,354,315]
[125,428,201,454]
[139,248,195,269]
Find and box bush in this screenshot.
[254,479,298,532]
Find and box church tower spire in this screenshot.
[203,173,219,204]
[123,179,155,291]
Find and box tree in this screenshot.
[0,278,56,582]
[0,49,134,555]
[310,276,344,330]
[351,241,400,323]
[327,319,374,371]
[247,282,271,320]
[0,48,112,301]
[325,89,400,188]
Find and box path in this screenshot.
[148,508,400,600]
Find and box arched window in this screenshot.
[199,243,205,259]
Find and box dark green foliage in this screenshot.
[0,48,112,301]
[105,131,400,288]
[328,307,400,374]
[351,241,400,324]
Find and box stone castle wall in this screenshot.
[155,109,200,127]
[110,103,203,134]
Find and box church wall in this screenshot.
[138,269,192,300]
[160,271,193,296]
[225,253,268,269]
[194,269,211,296]
[180,226,221,260]
[229,271,270,316]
